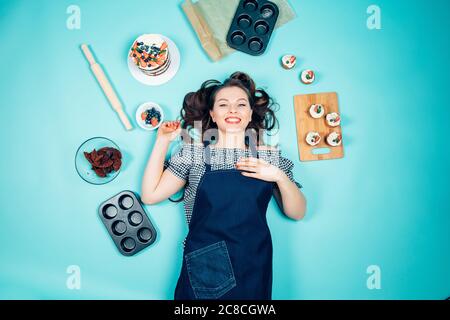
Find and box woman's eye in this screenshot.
[219,104,228,107]
[238,104,247,107]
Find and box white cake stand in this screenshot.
[127,35,180,86]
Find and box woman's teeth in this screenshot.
[225,117,241,124]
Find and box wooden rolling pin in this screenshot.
[81,44,133,130]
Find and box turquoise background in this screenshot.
[0,0,449,299]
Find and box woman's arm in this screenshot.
[273,174,306,220]
[141,121,186,205]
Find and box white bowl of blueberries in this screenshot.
[136,102,164,131]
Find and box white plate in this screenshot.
[136,102,164,131]
[127,35,180,86]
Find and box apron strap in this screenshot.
[247,133,258,159]
[204,140,212,172]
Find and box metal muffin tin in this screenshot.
[226,0,279,56]
[98,190,157,256]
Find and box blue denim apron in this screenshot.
[174,142,274,300]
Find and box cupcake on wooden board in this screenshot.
[306,131,321,146]
[326,112,341,127]
[326,132,342,147]
[309,104,325,118]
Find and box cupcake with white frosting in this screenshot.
[309,104,325,118]
[281,55,296,69]
[300,69,315,84]
[326,132,342,147]
[326,112,341,127]
[306,131,321,146]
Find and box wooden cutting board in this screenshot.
[293,92,344,161]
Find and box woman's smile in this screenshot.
[224,116,242,124]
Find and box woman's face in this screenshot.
[209,86,253,133]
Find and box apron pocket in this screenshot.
[185,240,236,299]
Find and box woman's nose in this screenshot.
[229,104,238,112]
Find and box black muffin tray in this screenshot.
[98,190,157,256]
[226,0,279,56]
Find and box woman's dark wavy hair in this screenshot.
[169,71,279,202]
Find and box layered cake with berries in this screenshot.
[129,34,171,76]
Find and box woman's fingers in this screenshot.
[239,157,258,162]
[237,162,257,168]
[162,120,181,131]
[240,171,258,178]
[237,157,268,165]
[236,157,267,173]
[235,164,259,173]
[236,158,258,167]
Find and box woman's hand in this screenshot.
[157,120,182,142]
[237,156,306,220]
[235,157,286,183]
